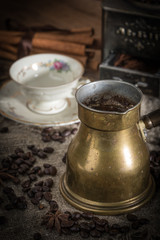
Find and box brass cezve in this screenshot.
[60,80,160,215]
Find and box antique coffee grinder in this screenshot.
[100,0,160,98]
[60,80,160,215]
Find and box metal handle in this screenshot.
[142,109,160,129]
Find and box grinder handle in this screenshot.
[142,109,160,129]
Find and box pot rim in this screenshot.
[76,80,143,115]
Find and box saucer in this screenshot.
[0,80,80,127]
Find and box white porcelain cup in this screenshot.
[9,53,87,114]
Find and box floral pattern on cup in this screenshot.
[17,59,71,79]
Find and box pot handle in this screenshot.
[141,109,160,129]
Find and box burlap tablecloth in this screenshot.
[0,84,160,240]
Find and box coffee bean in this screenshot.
[61,228,71,235]
[90,229,101,238]
[37,151,47,159]
[127,213,138,222]
[119,225,130,233]
[43,192,52,202]
[82,212,94,220]
[62,153,67,164]
[35,181,44,186]
[35,192,43,201]
[27,145,35,150]
[31,198,39,205]
[21,180,31,188]
[33,232,42,240]
[49,200,59,213]
[109,228,119,236]
[95,218,108,226]
[61,220,74,228]
[37,170,44,177]
[71,128,78,134]
[51,131,62,141]
[71,212,81,221]
[42,186,50,192]
[96,225,105,232]
[43,178,53,188]
[43,147,54,153]
[49,166,57,176]
[43,163,51,168]
[29,174,37,182]
[88,221,96,230]
[70,224,80,232]
[61,129,71,137]
[5,204,14,210]
[80,230,90,238]
[79,222,90,232]
[42,135,52,142]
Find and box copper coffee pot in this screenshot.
[60,80,160,215]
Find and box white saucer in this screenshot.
[0,80,80,127]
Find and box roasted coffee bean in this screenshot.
[79,222,90,232]
[35,181,44,186]
[49,166,57,176]
[42,186,50,192]
[71,128,78,134]
[88,221,96,230]
[11,163,18,170]
[0,216,7,225]
[71,211,81,221]
[29,174,37,182]
[96,225,105,232]
[58,213,70,222]
[42,135,52,142]
[43,163,51,168]
[31,198,39,205]
[131,221,141,230]
[59,137,66,143]
[37,169,44,177]
[93,217,108,226]
[27,145,35,150]
[32,186,43,193]
[44,168,50,175]
[43,147,54,153]
[0,127,9,133]
[80,230,90,238]
[33,232,42,240]
[43,192,52,202]
[37,150,47,159]
[82,212,94,220]
[49,200,59,212]
[21,180,31,188]
[35,192,43,201]
[109,228,120,236]
[104,224,110,233]
[64,211,72,220]
[62,153,67,164]
[119,225,130,233]
[138,218,150,225]
[27,190,35,198]
[61,228,71,235]
[15,148,24,154]
[61,129,71,137]
[29,157,36,164]
[22,187,31,193]
[70,224,80,232]
[61,220,74,228]
[127,213,138,222]
[43,178,53,188]
[51,131,62,141]
[90,229,101,238]
[131,228,148,240]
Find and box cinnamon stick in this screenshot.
[34,32,94,45]
[0,43,18,54]
[32,38,86,56]
[0,49,17,61]
[0,35,21,45]
[30,48,87,66]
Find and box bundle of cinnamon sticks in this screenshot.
[0,27,101,70]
